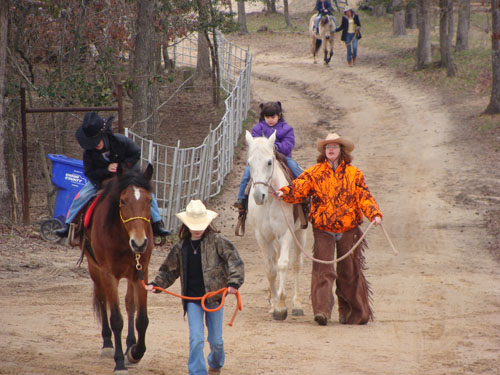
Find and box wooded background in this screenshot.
[0,0,498,226]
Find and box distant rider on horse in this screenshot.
[314,0,335,35]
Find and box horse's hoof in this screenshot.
[101,347,114,358]
[272,309,288,321]
[292,308,304,316]
[114,369,128,375]
[126,345,142,365]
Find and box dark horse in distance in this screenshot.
[81,164,155,375]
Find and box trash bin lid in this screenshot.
[47,154,84,168]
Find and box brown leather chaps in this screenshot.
[311,226,373,324]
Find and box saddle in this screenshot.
[235,151,310,237]
[71,193,102,266]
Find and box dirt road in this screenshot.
[2,17,500,375]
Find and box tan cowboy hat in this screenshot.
[176,200,218,231]
[317,133,355,152]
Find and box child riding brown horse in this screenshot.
[82,164,155,375]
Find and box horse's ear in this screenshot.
[259,103,265,110]
[144,163,154,181]
[276,101,282,110]
[245,130,254,148]
[268,131,277,147]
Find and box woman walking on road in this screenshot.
[336,8,362,66]
[277,133,382,326]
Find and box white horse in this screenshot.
[309,13,337,65]
[245,131,307,320]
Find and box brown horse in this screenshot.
[82,164,154,375]
[309,13,337,65]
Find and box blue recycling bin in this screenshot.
[47,154,88,223]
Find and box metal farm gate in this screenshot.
[126,32,252,231]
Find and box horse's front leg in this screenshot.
[124,281,136,364]
[291,229,306,317]
[103,275,127,374]
[126,279,149,365]
[323,37,332,65]
[255,232,278,315]
[88,263,114,357]
[274,234,293,321]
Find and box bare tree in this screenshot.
[439,0,456,76]
[405,2,417,29]
[0,0,10,222]
[264,0,277,13]
[485,0,500,114]
[197,33,212,77]
[455,0,470,51]
[284,0,293,28]
[237,0,248,33]
[416,0,432,68]
[393,0,407,35]
[132,0,159,139]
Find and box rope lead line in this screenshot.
[140,280,242,327]
[274,192,399,264]
[135,253,242,325]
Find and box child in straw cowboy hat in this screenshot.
[146,200,244,375]
[277,133,382,326]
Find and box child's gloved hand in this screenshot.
[146,282,162,293]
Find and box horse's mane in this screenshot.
[100,168,153,226]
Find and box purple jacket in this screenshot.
[251,119,295,158]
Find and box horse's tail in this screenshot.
[315,38,322,54]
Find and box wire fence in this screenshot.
[126,32,252,231]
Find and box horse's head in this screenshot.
[116,163,154,254]
[245,130,276,205]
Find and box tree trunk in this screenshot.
[485,0,500,113]
[284,0,292,28]
[373,4,387,17]
[0,0,10,222]
[416,0,432,68]
[406,5,418,29]
[265,0,277,13]
[197,32,211,78]
[446,0,456,76]
[393,0,407,36]
[439,0,456,76]
[132,0,158,139]
[456,0,470,51]
[237,0,248,33]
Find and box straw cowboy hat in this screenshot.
[176,200,218,231]
[317,133,355,153]
[75,112,114,150]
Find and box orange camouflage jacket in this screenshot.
[280,160,382,233]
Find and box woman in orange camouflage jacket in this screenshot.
[277,133,382,326]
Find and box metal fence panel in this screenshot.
[127,32,251,231]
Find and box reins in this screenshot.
[134,254,242,327]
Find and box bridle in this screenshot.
[119,201,151,225]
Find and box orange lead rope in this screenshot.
[141,280,242,326]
